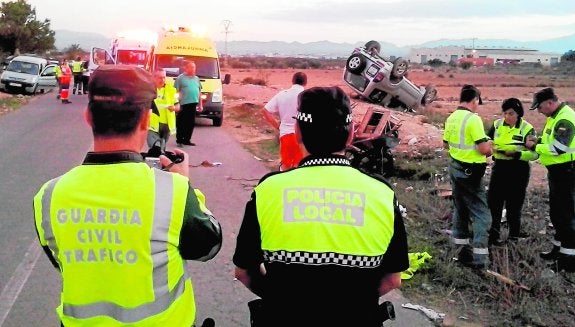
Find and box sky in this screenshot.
[20,0,575,46]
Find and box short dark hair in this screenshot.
[89,102,148,137]
[296,86,352,155]
[292,72,307,86]
[460,84,482,104]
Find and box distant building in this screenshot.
[409,46,561,66]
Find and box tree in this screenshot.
[562,50,575,62]
[63,43,86,60]
[0,0,55,55]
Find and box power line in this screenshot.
[221,20,232,65]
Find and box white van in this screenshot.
[0,55,58,95]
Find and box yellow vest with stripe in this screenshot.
[492,118,538,161]
[537,104,575,166]
[33,163,195,326]
[72,61,83,73]
[444,109,488,164]
[54,65,62,78]
[255,165,396,260]
[149,84,178,134]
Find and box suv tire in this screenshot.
[364,40,381,55]
[212,116,223,127]
[346,54,366,75]
[422,85,437,106]
[391,58,408,78]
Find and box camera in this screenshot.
[142,144,184,169]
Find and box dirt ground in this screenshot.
[221,67,575,190]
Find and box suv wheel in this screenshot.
[364,40,381,55]
[212,117,223,127]
[346,54,366,74]
[422,85,437,106]
[391,58,408,78]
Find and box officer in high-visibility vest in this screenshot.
[443,84,493,269]
[526,87,575,272]
[71,56,83,95]
[59,60,73,104]
[487,98,538,246]
[54,62,62,99]
[33,65,222,326]
[233,86,409,327]
[148,69,180,152]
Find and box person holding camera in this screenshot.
[33,65,222,326]
[233,86,409,327]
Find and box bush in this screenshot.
[459,62,473,70]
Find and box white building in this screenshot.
[409,46,561,66]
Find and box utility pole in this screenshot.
[221,20,232,66]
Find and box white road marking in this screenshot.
[0,241,42,326]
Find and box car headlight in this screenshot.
[212,88,222,103]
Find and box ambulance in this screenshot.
[147,26,230,126]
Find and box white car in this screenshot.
[343,41,437,112]
[0,55,58,95]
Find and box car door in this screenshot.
[38,64,57,87]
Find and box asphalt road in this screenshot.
[0,91,435,327]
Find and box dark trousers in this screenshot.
[72,73,83,93]
[488,160,530,240]
[547,162,575,250]
[176,103,198,143]
[81,75,89,94]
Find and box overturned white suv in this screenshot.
[343,41,436,112]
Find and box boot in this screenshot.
[557,255,575,272]
[540,245,560,261]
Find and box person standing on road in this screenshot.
[54,61,62,99]
[262,72,307,171]
[81,59,89,95]
[174,60,202,147]
[233,86,409,327]
[443,84,493,269]
[59,59,73,104]
[525,87,575,272]
[148,69,180,152]
[71,56,83,95]
[33,65,222,326]
[487,98,538,246]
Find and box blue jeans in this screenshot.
[449,160,492,264]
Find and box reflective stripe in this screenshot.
[493,119,502,139]
[263,250,383,268]
[453,238,470,245]
[40,178,62,267]
[449,112,476,150]
[473,248,489,255]
[552,239,561,247]
[519,120,527,135]
[560,247,575,255]
[42,169,186,323]
[552,140,575,153]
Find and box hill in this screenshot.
[53,29,573,58]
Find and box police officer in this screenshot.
[233,86,409,327]
[33,65,222,326]
[526,87,575,272]
[71,56,83,94]
[148,69,180,152]
[487,98,538,246]
[443,84,493,269]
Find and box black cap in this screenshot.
[502,97,524,117]
[530,87,558,110]
[460,84,482,105]
[295,86,352,128]
[88,65,156,107]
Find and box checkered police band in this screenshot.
[263,250,383,268]
[294,112,353,125]
[300,157,351,167]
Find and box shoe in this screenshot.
[540,245,561,261]
[180,141,196,146]
[455,259,487,270]
[83,92,88,95]
[62,100,72,104]
[176,143,183,148]
[509,232,529,242]
[56,95,60,99]
[557,255,575,272]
